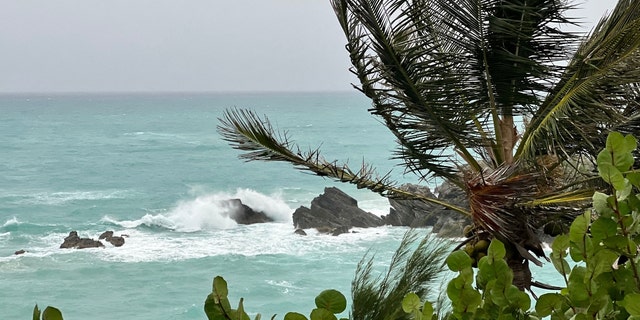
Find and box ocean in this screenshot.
[0,92,561,319]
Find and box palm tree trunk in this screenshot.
[500,116,517,164]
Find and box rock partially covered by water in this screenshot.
[14,249,26,255]
[99,231,126,247]
[226,199,274,224]
[292,187,383,229]
[60,231,104,249]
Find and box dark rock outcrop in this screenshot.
[294,228,307,236]
[98,230,126,247]
[99,231,114,240]
[60,231,104,249]
[226,199,273,224]
[292,187,383,229]
[383,182,471,238]
[108,236,125,247]
[14,249,26,255]
[384,184,441,227]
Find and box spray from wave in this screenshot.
[103,188,293,232]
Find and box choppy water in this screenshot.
[0,92,562,319]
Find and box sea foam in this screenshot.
[102,188,293,232]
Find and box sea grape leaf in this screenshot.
[402,292,421,313]
[314,289,346,314]
[213,276,229,298]
[446,250,472,272]
[284,312,308,320]
[627,172,640,189]
[535,293,563,317]
[590,217,617,243]
[421,301,434,320]
[309,308,337,320]
[42,306,63,320]
[593,192,614,217]
[505,285,530,310]
[487,239,506,260]
[623,293,640,316]
[598,163,626,190]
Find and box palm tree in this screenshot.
[218,0,640,291]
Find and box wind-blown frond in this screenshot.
[517,0,640,161]
[217,108,470,216]
[351,231,451,320]
[331,0,487,182]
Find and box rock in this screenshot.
[60,231,104,249]
[331,226,350,236]
[434,217,467,238]
[292,187,383,229]
[226,199,273,224]
[384,184,441,227]
[294,229,307,236]
[383,182,472,238]
[108,236,125,247]
[99,231,114,240]
[14,249,26,255]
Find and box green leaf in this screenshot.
[550,253,571,277]
[284,312,308,320]
[627,172,640,189]
[590,217,618,243]
[593,192,614,217]
[535,293,563,317]
[42,306,63,320]
[421,301,434,320]
[213,276,229,298]
[33,305,41,320]
[505,285,530,310]
[402,292,421,313]
[623,293,640,316]
[314,289,346,314]
[552,234,570,252]
[487,239,506,260]
[310,308,338,320]
[446,250,472,272]
[599,163,626,190]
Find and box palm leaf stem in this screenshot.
[218,108,471,217]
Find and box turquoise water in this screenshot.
[0,92,562,319]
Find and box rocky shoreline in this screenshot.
[24,183,469,253]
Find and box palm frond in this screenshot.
[351,230,451,320]
[517,0,640,161]
[217,108,470,216]
[331,0,488,182]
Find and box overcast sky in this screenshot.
[0,0,618,93]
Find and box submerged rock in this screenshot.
[60,231,104,249]
[14,249,26,255]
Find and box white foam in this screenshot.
[11,190,130,205]
[2,217,20,228]
[102,188,293,232]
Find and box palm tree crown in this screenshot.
[218,0,640,290]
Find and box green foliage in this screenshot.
[32,305,63,320]
[538,132,640,319]
[402,132,640,320]
[351,231,450,320]
[205,276,254,320]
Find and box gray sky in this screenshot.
[0,0,618,93]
